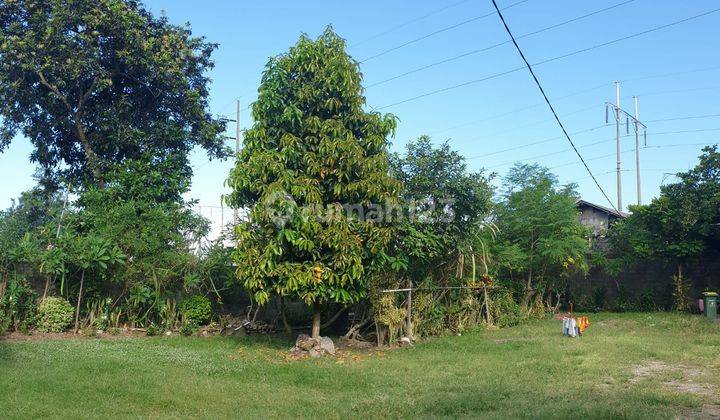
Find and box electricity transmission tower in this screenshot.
[220,99,242,228]
[605,82,647,209]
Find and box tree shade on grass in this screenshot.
[0,312,718,418]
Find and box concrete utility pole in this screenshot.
[605,85,647,211]
[633,96,641,205]
[234,99,240,226]
[615,81,622,211]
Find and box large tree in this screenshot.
[227,28,399,338]
[494,164,589,312]
[0,0,226,186]
[609,146,720,308]
[389,135,495,283]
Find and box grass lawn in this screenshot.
[1,312,719,419]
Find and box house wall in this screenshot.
[578,207,610,235]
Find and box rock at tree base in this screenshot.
[291,335,335,357]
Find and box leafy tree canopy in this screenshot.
[227,27,400,337]
[0,0,227,186]
[389,136,495,281]
[494,163,589,309]
[609,146,720,276]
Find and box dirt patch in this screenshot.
[631,360,717,399]
[680,404,720,419]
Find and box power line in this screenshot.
[351,0,472,47]
[467,123,610,159]
[621,65,720,83]
[366,0,636,88]
[377,7,720,110]
[549,142,716,170]
[430,65,720,136]
[568,168,684,184]
[468,115,720,161]
[491,0,618,211]
[481,127,720,169]
[359,0,531,63]
[645,113,720,123]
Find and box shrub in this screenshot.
[146,323,159,336]
[0,310,8,335]
[36,297,74,333]
[181,295,212,325]
[490,287,521,327]
[0,277,37,332]
[180,320,198,336]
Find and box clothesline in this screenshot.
[381,285,496,293]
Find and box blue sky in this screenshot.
[1,0,719,226]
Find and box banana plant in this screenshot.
[72,235,125,332]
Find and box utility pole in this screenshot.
[233,99,240,226]
[221,100,241,227]
[615,81,622,211]
[633,96,641,205]
[605,84,647,211]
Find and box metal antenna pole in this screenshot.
[615,81,622,211]
[233,99,240,226]
[633,96,641,205]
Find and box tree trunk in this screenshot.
[521,271,534,312]
[42,275,51,301]
[280,299,292,334]
[0,272,6,298]
[311,304,321,339]
[406,278,413,340]
[74,270,85,333]
[677,262,683,282]
[483,286,492,324]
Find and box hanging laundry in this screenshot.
[561,315,590,337]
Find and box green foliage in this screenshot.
[36,297,74,333]
[489,287,521,327]
[145,323,159,337]
[1,277,37,332]
[389,136,495,283]
[608,146,720,298]
[411,291,446,338]
[671,275,690,312]
[227,28,399,320]
[181,295,212,326]
[0,0,227,185]
[494,164,589,310]
[374,294,407,344]
[179,319,199,336]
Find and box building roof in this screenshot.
[576,199,629,219]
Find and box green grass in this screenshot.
[1,312,719,419]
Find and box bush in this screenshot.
[0,277,37,332]
[36,297,74,333]
[0,310,8,335]
[181,295,212,325]
[180,320,199,336]
[146,323,159,336]
[490,287,521,327]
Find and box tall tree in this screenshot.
[609,146,720,308]
[494,164,589,311]
[0,0,226,186]
[227,28,399,338]
[389,136,495,283]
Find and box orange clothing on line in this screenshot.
[577,316,590,334]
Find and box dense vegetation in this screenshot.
[0,1,717,342]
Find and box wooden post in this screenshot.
[406,278,413,340]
